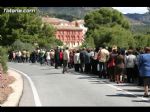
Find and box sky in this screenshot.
[112,7,148,14]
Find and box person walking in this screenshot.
[91,47,99,75]
[59,49,63,67]
[69,50,74,69]
[62,47,70,74]
[74,50,80,72]
[50,49,55,66]
[26,50,30,63]
[84,48,92,74]
[22,49,27,63]
[54,47,60,69]
[18,50,22,63]
[138,47,150,97]
[125,49,137,83]
[107,47,118,82]
[97,46,110,78]
[46,50,51,66]
[79,48,86,73]
[39,49,45,66]
[114,50,125,84]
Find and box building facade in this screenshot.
[42,16,87,48]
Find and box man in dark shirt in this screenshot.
[54,47,60,69]
[79,47,86,72]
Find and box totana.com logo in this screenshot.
[4,8,36,13]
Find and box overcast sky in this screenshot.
[112,7,148,14]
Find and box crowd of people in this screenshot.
[8,46,150,97]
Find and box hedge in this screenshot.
[0,46,8,73]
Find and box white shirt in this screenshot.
[74,53,80,64]
[46,52,50,60]
[99,49,110,62]
[63,50,69,61]
[125,54,137,68]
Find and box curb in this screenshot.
[0,69,24,107]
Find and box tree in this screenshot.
[84,7,133,48]
[134,34,150,48]
[82,36,95,48]
[0,7,59,48]
[0,46,8,73]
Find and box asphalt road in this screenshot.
[8,62,150,106]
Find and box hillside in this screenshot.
[38,7,100,20]
[38,7,150,34]
[38,7,150,25]
[125,13,150,24]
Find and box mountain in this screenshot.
[125,13,150,25]
[38,7,150,34]
[38,7,100,20]
[38,7,150,25]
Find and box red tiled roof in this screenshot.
[42,17,70,24]
[71,20,85,24]
[55,25,83,30]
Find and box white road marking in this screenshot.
[106,83,150,101]
[9,67,42,106]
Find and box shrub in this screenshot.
[12,39,34,52]
[0,46,8,73]
[12,40,24,51]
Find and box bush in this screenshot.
[12,39,34,52]
[12,40,24,51]
[0,46,8,73]
[23,43,34,52]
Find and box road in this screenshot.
[8,62,150,106]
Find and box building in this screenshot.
[42,16,87,48]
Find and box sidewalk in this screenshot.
[0,69,23,107]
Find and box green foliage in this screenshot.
[0,46,8,73]
[12,40,34,52]
[85,7,130,30]
[38,7,100,20]
[0,7,59,48]
[12,40,24,51]
[84,7,134,48]
[131,25,150,34]
[37,36,63,49]
[134,34,150,48]
[90,26,135,48]
[82,36,95,48]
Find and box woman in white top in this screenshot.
[46,51,51,66]
[74,50,80,72]
[125,49,137,83]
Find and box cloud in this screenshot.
[112,7,148,14]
